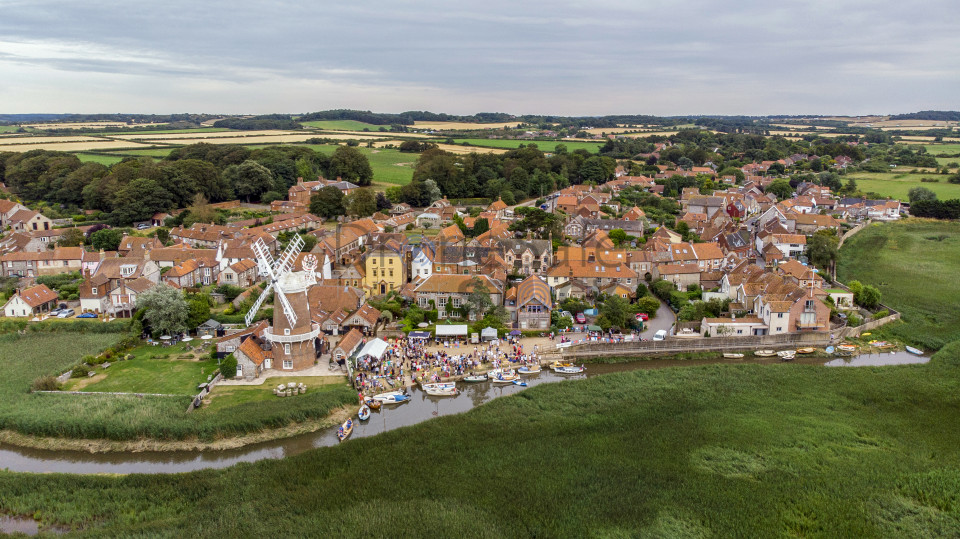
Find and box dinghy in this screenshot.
[358,403,371,421]
[796,347,815,354]
[777,350,796,361]
[906,346,923,356]
[512,379,528,387]
[421,382,457,396]
[365,399,381,410]
[555,365,585,374]
[372,391,410,404]
[490,369,519,383]
[754,350,776,357]
[517,364,542,374]
[825,346,835,354]
[337,419,353,442]
[549,361,573,371]
[722,353,744,359]
[463,373,488,383]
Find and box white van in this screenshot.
[653,330,668,341]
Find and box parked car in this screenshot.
[49,308,63,317]
[561,310,573,320]
[77,312,97,318]
[57,309,75,318]
[653,329,668,341]
[136,223,151,230]
[575,312,586,324]
[635,312,649,322]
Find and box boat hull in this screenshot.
[555,366,584,374]
[906,346,923,356]
[422,383,457,396]
[337,420,353,442]
[358,404,371,421]
[754,350,776,357]
[517,366,541,375]
[723,353,744,359]
[463,375,487,383]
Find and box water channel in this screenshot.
[0,351,928,476]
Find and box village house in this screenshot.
[414,274,503,320]
[498,238,553,277]
[362,240,405,296]
[332,328,364,363]
[216,320,269,358]
[107,277,156,318]
[233,334,272,379]
[218,259,259,288]
[508,275,552,330]
[8,208,53,233]
[2,284,58,318]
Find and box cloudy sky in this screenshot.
[1,0,957,116]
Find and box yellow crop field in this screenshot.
[0,135,106,144]
[112,130,303,140]
[412,121,523,130]
[0,140,152,152]
[317,130,431,139]
[22,122,168,130]
[433,144,507,155]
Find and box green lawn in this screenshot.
[445,138,604,154]
[846,172,960,200]
[73,153,125,165]
[301,120,389,131]
[206,376,348,412]
[104,148,175,158]
[3,346,960,536]
[838,219,960,350]
[65,343,217,395]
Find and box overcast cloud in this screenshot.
[0,0,957,116]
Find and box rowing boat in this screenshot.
[722,353,744,359]
[421,382,457,396]
[372,391,410,404]
[796,347,815,354]
[906,346,923,356]
[777,350,796,361]
[358,403,371,421]
[463,374,488,382]
[549,361,573,371]
[512,379,528,387]
[490,369,519,383]
[555,365,585,374]
[337,419,353,442]
[754,349,776,357]
[517,364,541,374]
[836,344,858,356]
[365,398,381,410]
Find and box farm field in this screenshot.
[411,120,523,130]
[845,172,960,200]
[98,128,229,136]
[446,138,604,153]
[300,120,387,131]
[303,145,418,186]
[0,140,151,152]
[64,343,217,395]
[110,129,301,140]
[73,153,125,165]
[0,135,105,144]
[103,148,176,158]
[925,144,960,155]
[935,157,959,167]
[838,219,960,350]
[0,125,21,133]
[3,344,960,535]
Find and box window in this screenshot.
[284,328,290,336]
[418,297,428,307]
[777,313,784,319]
[438,297,447,306]
[804,300,814,312]
[284,344,291,355]
[389,269,394,277]
[91,287,97,294]
[389,258,393,265]
[283,360,293,369]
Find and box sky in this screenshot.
[1,0,958,117]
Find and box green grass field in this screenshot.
[65,343,217,394]
[847,172,960,200]
[104,148,176,158]
[0,125,22,134]
[935,157,960,167]
[301,120,389,131]
[3,345,960,536]
[73,153,125,165]
[445,138,604,153]
[838,220,960,350]
[924,144,960,156]
[304,144,417,186]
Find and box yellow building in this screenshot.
[363,241,405,296]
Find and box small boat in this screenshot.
[837,344,858,356]
[825,346,835,354]
[365,399,381,410]
[722,353,744,359]
[463,374,488,383]
[549,361,573,371]
[555,365,585,374]
[754,350,776,357]
[906,346,923,356]
[422,382,457,396]
[861,332,872,336]
[358,403,371,421]
[777,350,796,361]
[490,369,519,383]
[337,419,353,442]
[372,391,410,404]
[517,364,542,375]
[796,347,815,355]
[512,379,528,387]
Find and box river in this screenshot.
[0,350,927,475]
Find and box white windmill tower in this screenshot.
[246,236,320,371]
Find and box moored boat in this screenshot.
[837,344,859,356]
[555,365,585,374]
[337,419,353,442]
[723,353,744,359]
[549,361,573,371]
[358,403,371,421]
[421,382,457,396]
[463,373,488,383]
[825,346,835,354]
[490,369,519,383]
[512,379,528,387]
[754,349,776,357]
[777,350,796,361]
[365,398,381,410]
[372,391,410,404]
[517,364,542,375]
[796,347,815,355]
[906,346,923,356]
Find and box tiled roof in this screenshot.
[335,328,364,356]
[516,275,551,309]
[237,336,271,367]
[14,284,57,308]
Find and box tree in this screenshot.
[90,228,124,252]
[509,207,562,239]
[219,354,237,378]
[226,160,274,202]
[635,296,659,317]
[295,157,315,182]
[766,179,793,200]
[421,179,442,204]
[608,228,628,246]
[472,217,489,237]
[186,294,212,329]
[57,228,85,247]
[465,276,494,319]
[857,284,882,310]
[109,177,173,225]
[136,283,189,337]
[309,186,345,218]
[346,188,377,217]
[807,229,839,271]
[328,146,373,186]
[375,191,392,211]
[185,193,217,225]
[599,294,631,329]
[908,186,937,204]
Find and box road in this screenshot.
[640,299,676,338]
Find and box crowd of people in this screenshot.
[351,337,544,396]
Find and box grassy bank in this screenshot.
[2,344,960,536]
[838,219,960,350]
[0,331,355,444]
[846,172,960,200]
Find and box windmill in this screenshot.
[247,236,320,371]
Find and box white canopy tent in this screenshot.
[435,324,469,339]
[480,327,499,341]
[356,338,389,360]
